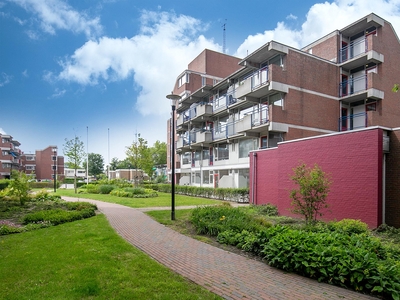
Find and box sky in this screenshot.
[1,0,400,165]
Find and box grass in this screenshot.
[55,189,222,208]
[0,214,221,300]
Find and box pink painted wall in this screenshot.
[250,128,383,228]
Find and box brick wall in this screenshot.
[386,129,400,227]
[250,128,384,228]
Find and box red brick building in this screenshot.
[168,13,400,227]
[0,133,21,179]
[21,146,64,181]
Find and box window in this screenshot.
[202,170,209,184]
[269,93,283,107]
[260,136,268,149]
[202,149,209,160]
[182,152,191,165]
[26,166,35,170]
[214,144,229,161]
[239,139,258,158]
[26,156,35,160]
[178,73,189,87]
[366,103,376,111]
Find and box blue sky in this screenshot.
[1,0,400,165]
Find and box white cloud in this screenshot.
[235,0,400,57]
[0,128,6,135]
[22,69,28,77]
[49,88,66,98]
[0,72,12,86]
[8,0,102,38]
[286,14,297,20]
[57,10,220,116]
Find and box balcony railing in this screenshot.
[339,37,367,63]
[212,89,237,112]
[338,112,367,131]
[251,67,269,90]
[339,74,367,97]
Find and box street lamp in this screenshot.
[52,147,57,192]
[166,92,181,220]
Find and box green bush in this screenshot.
[65,202,97,211]
[109,187,157,198]
[190,205,268,236]
[29,182,61,189]
[329,219,369,235]
[0,179,10,191]
[251,204,279,216]
[22,208,95,225]
[98,184,115,194]
[261,228,399,299]
[31,189,62,202]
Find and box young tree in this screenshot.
[63,136,85,193]
[126,135,152,185]
[83,153,105,179]
[289,162,332,225]
[151,140,167,166]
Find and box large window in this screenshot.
[214,144,229,161]
[178,73,189,87]
[182,152,191,165]
[239,139,258,158]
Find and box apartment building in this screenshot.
[167,49,243,186]
[21,146,64,181]
[168,13,400,190]
[0,133,21,179]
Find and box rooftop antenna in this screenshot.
[222,19,227,54]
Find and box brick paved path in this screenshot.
[63,197,377,300]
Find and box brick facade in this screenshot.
[250,128,384,228]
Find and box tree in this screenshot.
[151,140,167,166]
[289,162,332,225]
[393,84,399,92]
[63,136,85,193]
[126,135,153,185]
[84,153,104,179]
[109,157,134,170]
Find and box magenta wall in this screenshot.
[250,128,383,228]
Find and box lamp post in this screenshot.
[166,92,181,220]
[52,147,57,192]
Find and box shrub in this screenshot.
[22,208,95,225]
[261,228,400,299]
[98,184,115,194]
[0,179,10,191]
[31,189,62,202]
[329,219,369,235]
[190,205,269,236]
[251,204,279,216]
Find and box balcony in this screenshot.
[235,67,288,100]
[236,106,269,133]
[339,37,384,69]
[339,73,384,102]
[191,131,213,146]
[338,112,367,131]
[178,103,213,125]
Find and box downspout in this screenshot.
[252,152,257,205]
[382,153,386,224]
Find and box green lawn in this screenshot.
[55,189,222,208]
[0,214,221,300]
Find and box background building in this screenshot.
[0,133,21,179]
